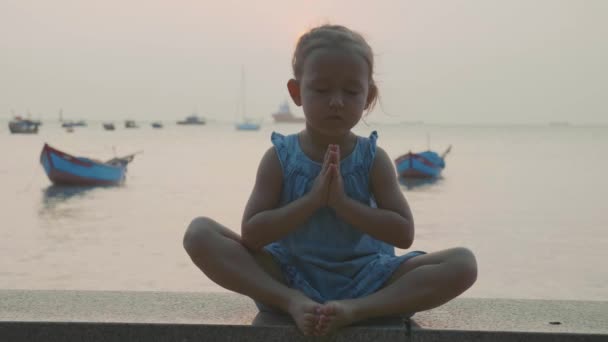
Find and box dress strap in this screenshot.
[270,132,288,172]
[368,131,378,156]
[367,131,379,171]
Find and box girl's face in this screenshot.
[291,47,372,137]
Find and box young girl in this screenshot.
[183,24,477,336]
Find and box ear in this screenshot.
[287,79,302,106]
[364,83,377,110]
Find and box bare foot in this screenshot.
[286,291,321,336]
[314,300,357,336]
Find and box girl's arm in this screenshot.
[240,147,324,251]
[333,146,414,249]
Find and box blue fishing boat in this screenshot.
[40,144,137,186]
[394,146,451,179]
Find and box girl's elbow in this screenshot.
[404,237,414,249]
[396,235,413,249]
[397,224,415,249]
[241,224,264,252]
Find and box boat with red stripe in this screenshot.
[394,145,451,179]
[40,144,139,186]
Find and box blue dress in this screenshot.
[263,131,425,305]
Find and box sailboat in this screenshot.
[235,67,261,131]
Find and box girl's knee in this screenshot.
[183,216,218,254]
[451,247,478,288]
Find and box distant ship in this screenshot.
[177,114,206,125]
[272,102,305,123]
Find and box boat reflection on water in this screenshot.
[41,185,97,205]
[398,176,443,190]
[39,185,121,222]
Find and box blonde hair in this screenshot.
[292,24,379,111]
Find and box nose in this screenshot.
[329,92,344,110]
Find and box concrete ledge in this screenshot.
[1,290,606,341]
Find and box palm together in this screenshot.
[310,144,347,209]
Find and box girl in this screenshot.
[183,24,477,336]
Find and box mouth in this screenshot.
[327,115,343,121]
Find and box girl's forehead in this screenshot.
[301,47,370,81]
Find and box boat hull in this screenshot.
[394,151,445,179]
[40,144,127,186]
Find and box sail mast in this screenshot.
[241,65,246,120]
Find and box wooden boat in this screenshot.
[8,117,39,134]
[40,144,138,186]
[394,146,451,179]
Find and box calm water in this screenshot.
[1,121,607,301]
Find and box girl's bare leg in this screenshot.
[314,247,478,335]
[183,216,320,335]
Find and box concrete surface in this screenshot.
[1,290,606,341]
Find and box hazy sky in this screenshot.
[1,0,606,124]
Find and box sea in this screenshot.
[1,120,607,301]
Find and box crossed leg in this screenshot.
[183,216,321,335]
[314,247,478,335]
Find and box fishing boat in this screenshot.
[394,146,451,179]
[8,117,40,134]
[271,101,305,123]
[103,123,115,131]
[40,144,138,186]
